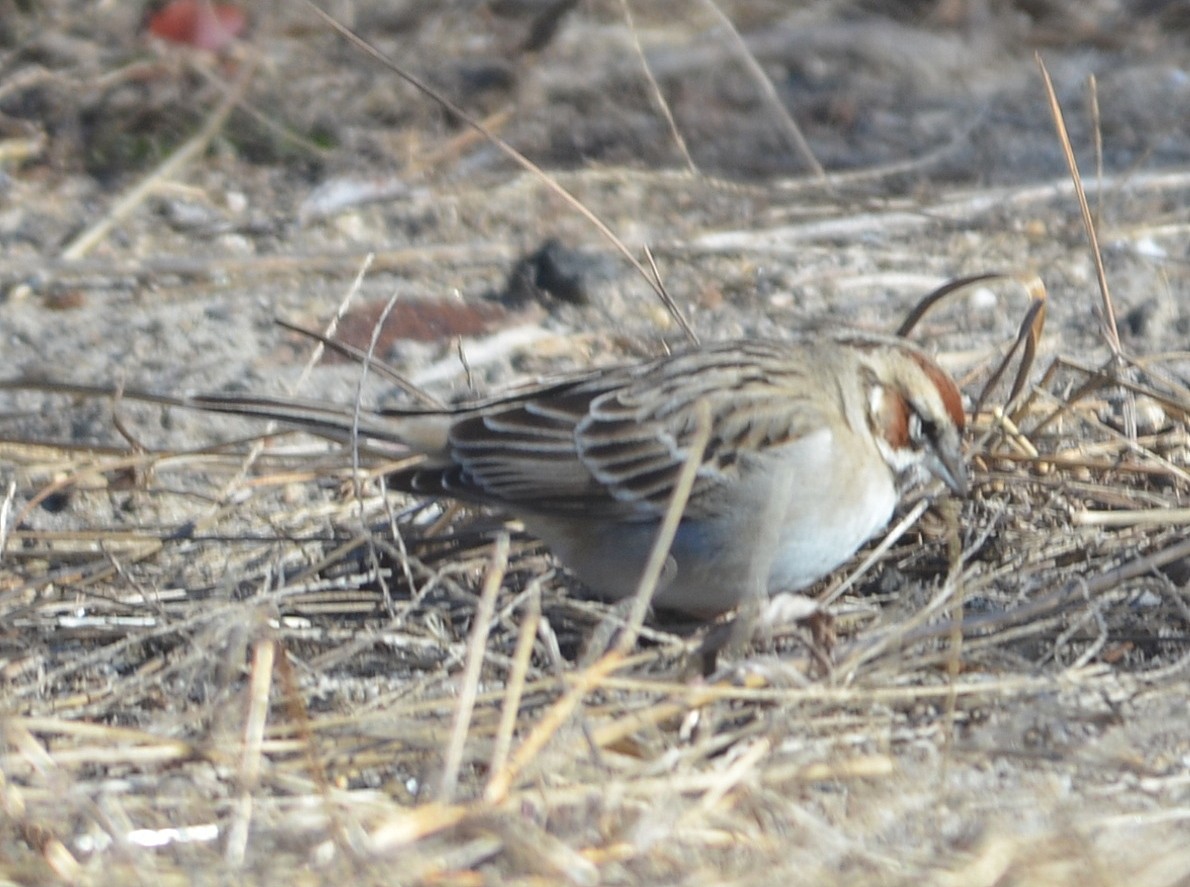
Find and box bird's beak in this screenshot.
[929,434,969,497]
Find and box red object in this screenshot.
[147,0,246,51]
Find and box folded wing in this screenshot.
[397,342,828,520]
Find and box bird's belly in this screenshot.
[521,436,899,615]
[520,515,662,601]
[766,469,897,592]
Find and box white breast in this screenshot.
[763,427,897,592]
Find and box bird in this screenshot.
[181,331,968,617]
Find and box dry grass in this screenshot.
[4,267,1190,884]
[3,2,1190,884]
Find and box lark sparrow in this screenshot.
[184,331,967,616]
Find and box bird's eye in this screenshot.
[909,413,938,449]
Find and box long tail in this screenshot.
[0,378,451,459]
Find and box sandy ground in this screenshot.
[2,1,1190,884]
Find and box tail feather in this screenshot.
[187,393,454,460]
[0,378,449,461]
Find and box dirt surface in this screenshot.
[2,1,1190,884]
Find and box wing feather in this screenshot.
[392,341,832,519]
